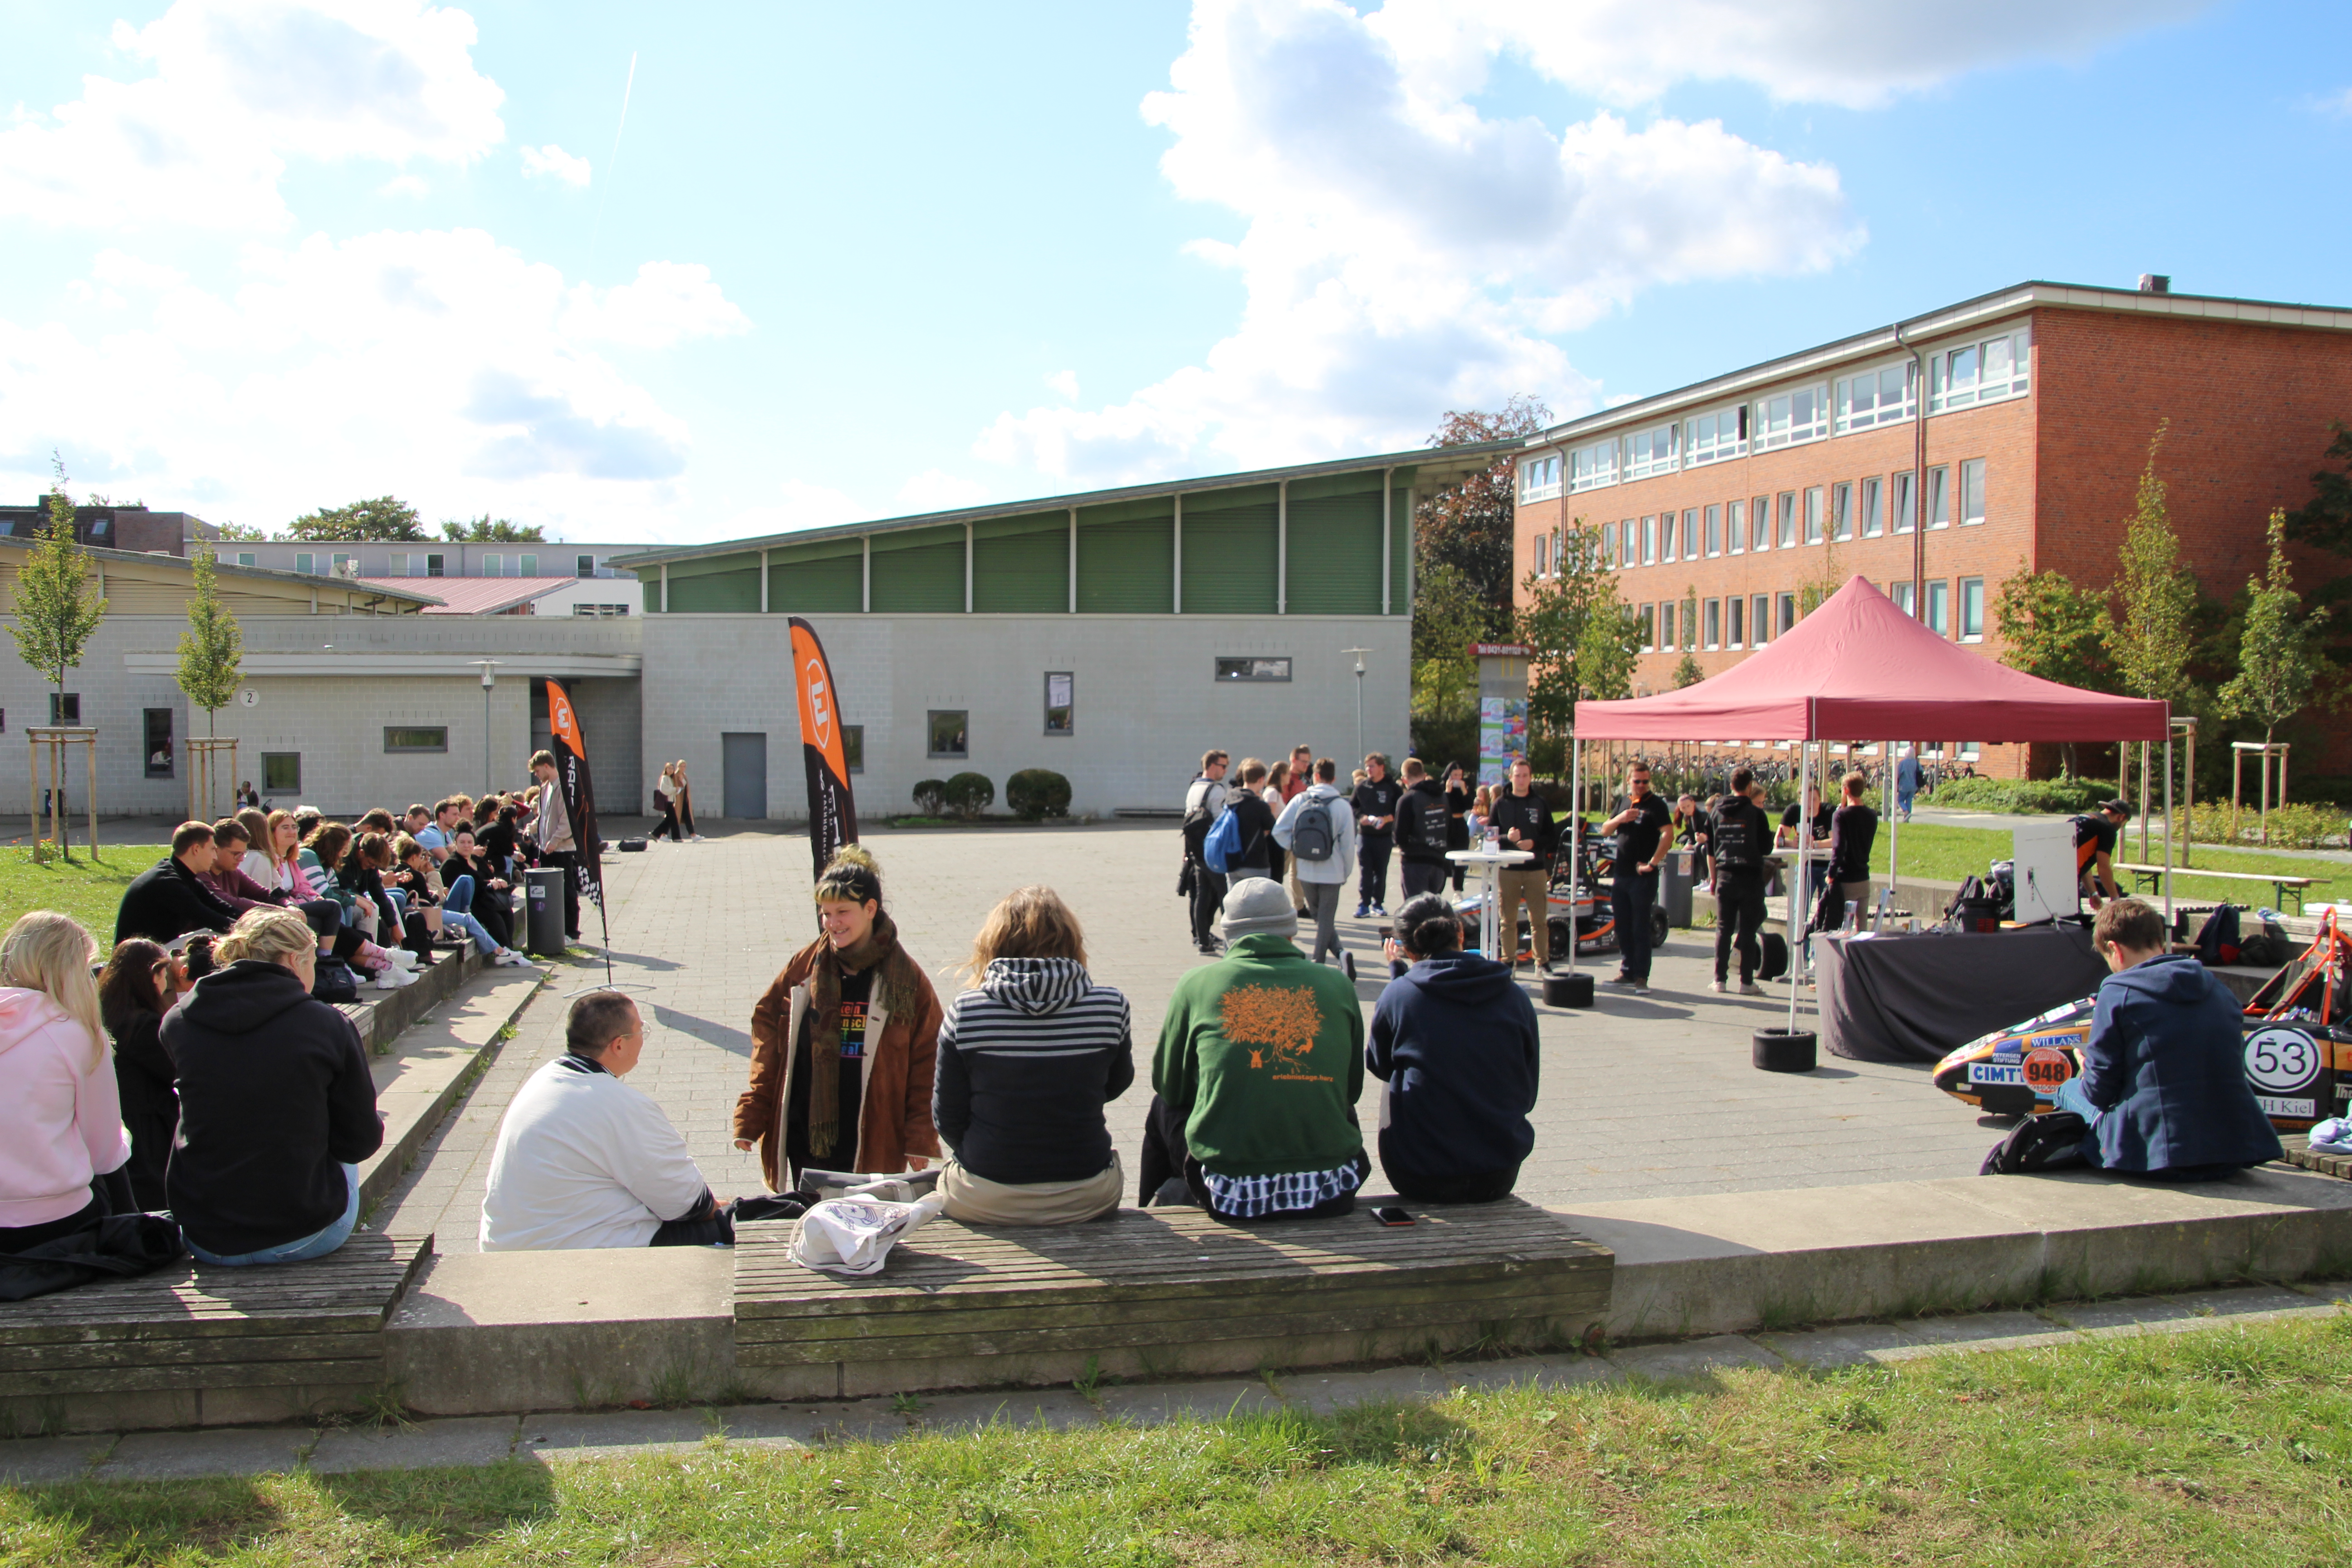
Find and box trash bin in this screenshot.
[1662,848,1696,929]
[524,866,568,957]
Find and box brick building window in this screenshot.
[1727,499,1745,555]
[1891,580,1916,617]
[1685,406,1746,466]
[1927,580,1950,636]
[1959,578,1986,642]
[1803,487,1825,545]
[1626,423,1678,480]
[1519,452,1563,501]
[1619,518,1635,566]
[1533,533,1548,578]
[1568,440,1615,492]
[1728,596,1745,648]
[1833,482,1855,542]
[1860,476,1883,538]
[1602,525,1618,568]
[1639,604,1656,650]
[1705,598,1721,649]
[1660,602,1677,650]
[1960,459,1987,526]
[1893,471,1916,535]
[1705,504,1721,557]
[1679,510,1697,559]
[1751,594,1770,645]
[1750,495,1770,552]
[1928,465,1951,529]
[1642,515,1657,565]
[1754,384,1828,450]
[1834,362,1916,432]
[1776,492,1798,549]
[1777,593,1797,636]
[1930,325,2031,412]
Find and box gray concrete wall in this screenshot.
[639,612,1413,820]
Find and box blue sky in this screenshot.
[0,0,2346,544]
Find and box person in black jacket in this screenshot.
[933,887,1133,1224]
[114,821,242,947]
[164,907,383,1266]
[1351,754,1402,918]
[1395,759,1453,900]
[98,938,190,1210]
[1369,895,1539,1202]
[1224,760,1278,881]
[1489,756,1555,970]
[1707,767,1773,995]
[1442,763,1471,892]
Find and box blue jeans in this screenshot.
[188,1163,359,1267]
[439,875,505,953]
[2054,1076,2101,1126]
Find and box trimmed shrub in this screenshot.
[1928,775,2112,815]
[2188,799,2347,850]
[911,779,948,817]
[943,772,995,820]
[1006,768,1073,821]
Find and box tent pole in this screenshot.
[2162,733,2174,929]
[1885,740,1900,897]
[1566,735,1580,978]
[1788,735,1808,1035]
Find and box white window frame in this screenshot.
[1777,592,1797,636]
[1833,361,1917,433]
[1930,323,2032,413]
[1619,518,1636,568]
[294,552,314,575]
[1704,598,1722,650]
[1928,464,1951,529]
[1776,492,1798,549]
[1803,487,1825,546]
[1639,604,1656,651]
[1750,593,1770,646]
[1684,405,1747,467]
[1533,532,1548,578]
[1680,509,1699,560]
[234,552,255,568]
[1750,495,1771,553]
[1705,503,1722,558]
[1624,422,1678,480]
[1927,579,1950,637]
[1959,577,1986,642]
[484,553,503,578]
[1960,459,1987,526]
[1727,594,1745,649]
[1567,441,1613,494]
[1892,471,1916,536]
[1832,481,1854,542]
[1891,579,1916,617]
[1727,498,1745,556]
[1859,476,1883,539]
[1660,509,1678,564]
[520,552,539,576]
[1520,451,1564,503]
[1754,383,1829,451]
[1642,514,1658,565]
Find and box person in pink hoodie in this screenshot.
[0,911,133,1249]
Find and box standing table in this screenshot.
[1447,847,1535,960]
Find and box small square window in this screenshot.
[294,552,314,575]
[927,710,969,758]
[47,693,80,725]
[842,725,864,774]
[519,553,538,576]
[143,708,173,778]
[262,752,302,792]
[1960,459,1986,526]
[485,554,503,578]
[384,726,449,754]
[577,554,597,578]
[1045,671,1074,736]
[235,552,255,568]
[389,552,409,577]
[1214,657,1291,682]
[426,553,446,577]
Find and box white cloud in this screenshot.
[380,173,431,199]
[0,228,750,535]
[1046,369,1079,401]
[0,0,504,231]
[520,142,591,187]
[895,470,990,513]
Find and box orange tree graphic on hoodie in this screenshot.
[1219,985,1324,1073]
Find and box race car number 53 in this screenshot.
[2243,1027,2322,1095]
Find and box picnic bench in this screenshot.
[734,1199,1612,1401]
[0,1232,432,1433]
[2117,861,2314,914]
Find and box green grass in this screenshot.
[1868,823,2352,906]
[9,1313,2351,1565]
[0,844,168,939]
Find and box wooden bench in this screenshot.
[2117,862,2315,914]
[0,1231,432,1432]
[734,1200,1612,1401]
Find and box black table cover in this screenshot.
[1817,925,2107,1064]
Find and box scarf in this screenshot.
[803,910,919,1160]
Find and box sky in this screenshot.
[0,0,2347,546]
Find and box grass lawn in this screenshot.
[0,845,168,941]
[1867,823,2352,906]
[8,1314,2348,1565]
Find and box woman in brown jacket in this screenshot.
[734,847,942,1189]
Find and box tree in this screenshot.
[1519,521,1641,745]
[2103,424,2199,708]
[1994,560,2116,775]
[10,459,109,858]
[441,514,546,542]
[210,522,269,542]
[1413,397,1550,624]
[2218,509,2332,749]
[2283,418,2352,561]
[1674,652,1705,689]
[287,496,426,541]
[175,545,243,738]
[1410,561,1496,729]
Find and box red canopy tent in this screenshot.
[1555,577,2171,1028]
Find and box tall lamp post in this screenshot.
[1342,647,1370,764]
[467,659,500,794]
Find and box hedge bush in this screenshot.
[942,772,995,820]
[1926,775,2112,815]
[2188,799,2347,850]
[1006,768,1073,820]
[911,779,947,817]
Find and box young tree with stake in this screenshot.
[175,545,244,819]
[8,460,108,858]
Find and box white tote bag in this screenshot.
[788,1191,946,1278]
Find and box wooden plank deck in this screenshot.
[735,1200,1612,1394]
[0,1231,432,1400]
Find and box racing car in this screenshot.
[1932,908,2352,1130]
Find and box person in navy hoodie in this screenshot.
[2055,898,2281,1180]
[1367,893,1540,1203]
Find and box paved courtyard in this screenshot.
[376,820,2000,1248]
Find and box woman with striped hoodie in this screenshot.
[933,887,1133,1225]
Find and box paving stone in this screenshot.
[517,1408,727,1461]
[308,1415,519,1473]
[2293,1278,2352,1305]
[98,1427,314,1480]
[0,1434,111,1485]
[1893,1310,2080,1355]
[2039,1294,2206,1337]
[1608,1334,1781,1381]
[1282,1364,1455,1414]
[2160,1284,2339,1322]
[1754,1322,1933,1368]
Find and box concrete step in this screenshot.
[358,964,550,1213]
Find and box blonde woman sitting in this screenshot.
[933,886,1132,1224]
[0,912,134,1250]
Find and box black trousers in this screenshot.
[1380,1159,1520,1205]
[544,851,582,939]
[1714,869,1768,984]
[1401,860,1448,899]
[1613,867,1659,981]
[1188,862,1227,949]
[653,800,682,843]
[1357,831,1393,909]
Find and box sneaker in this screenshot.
[1371,905,1389,917]
[1709,979,1727,993]
[383,948,419,970]
[1353,903,1372,919]
[1630,984,1651,996]
[1740,981,1766,996]
[493,950,532,967]
[374,967,416,990]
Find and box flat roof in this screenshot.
[0,537,444,608]
[1524,279,2352,450]
[611,442,1518,569]
[355,576,573,614]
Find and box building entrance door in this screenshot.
[721,732,767,819]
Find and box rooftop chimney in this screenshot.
[2138,273,2171,294]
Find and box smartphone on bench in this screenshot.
[1371,1205,1414,1227]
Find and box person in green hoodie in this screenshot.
[1146,877,1367,1222]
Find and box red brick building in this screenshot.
[1509,279,2352,776]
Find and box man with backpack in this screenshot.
[1707,765,1772,995]
[1218,759,1278,882]
[1276,757,1358,969]
[1182,750,1231,955]
[1394,758,1452,900]
[1351,754,1402,918]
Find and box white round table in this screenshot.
[1446,847,1535,961]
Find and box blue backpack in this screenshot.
[1201,809,1244,874]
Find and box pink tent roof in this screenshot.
[1573,576,2168,742]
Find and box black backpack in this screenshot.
[1289,795,1336,863]
[1180,779,1217,859]
[1979,1111,2089,1175]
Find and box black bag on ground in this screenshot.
[312,956,360,1003]
[1979,1111,2090,1175]
[0,1213,186,1302]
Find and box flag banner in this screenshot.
[789,617,859,880]
[544,677,604,909]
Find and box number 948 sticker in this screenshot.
[2244,1027,2323,1095]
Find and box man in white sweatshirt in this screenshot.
[1273,757,1360,973]
[480,992,725,1250]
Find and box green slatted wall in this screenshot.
[1284,488,1383,615]
[1076,503,1174,614]
[868,524,965,613]
[974,512,1069,613]
[664,550,762,612]
[769,539,862,614]
[643,576,662,613]
[1181,486,1278,614]
[1390,485,1411,613]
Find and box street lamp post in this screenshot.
[468,660,501,794]
[1342,647,1370,764]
